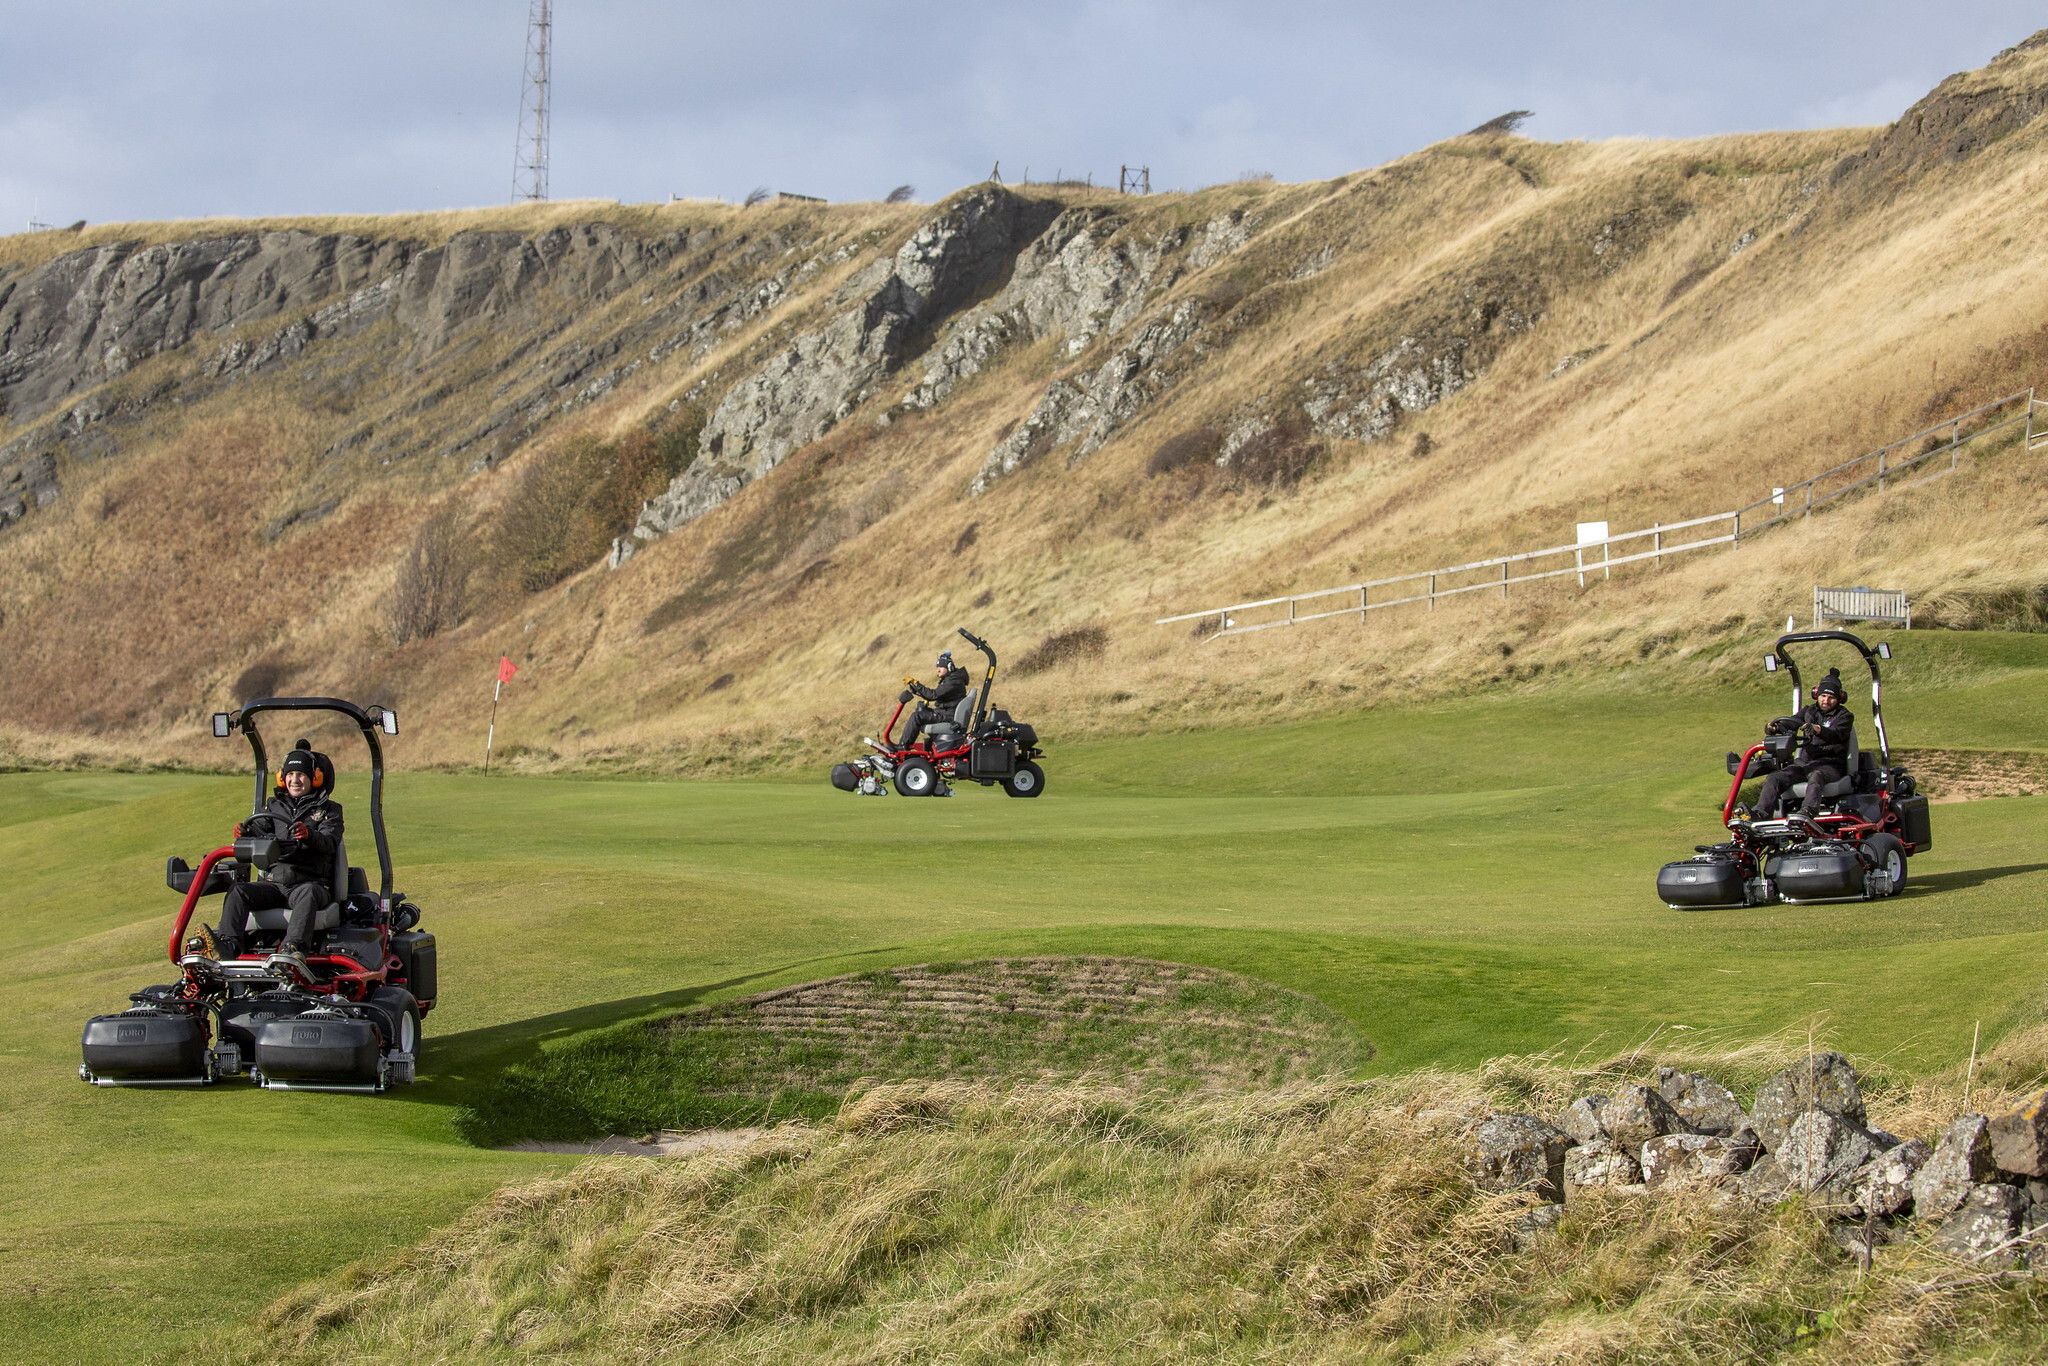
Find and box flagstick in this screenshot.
[485,676,502,775]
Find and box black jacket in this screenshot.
[243,792,344,886]
[912,666,970,710]
[1791,703,1855,768]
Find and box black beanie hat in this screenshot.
[1814,670,1846,699]
[277,741,330,790]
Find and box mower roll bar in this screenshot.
[1762,631,1892,768]
[210,696,397,898]
[956,628,996,734]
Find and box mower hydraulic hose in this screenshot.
[1722,745,1768,825]
[168,846,235,965]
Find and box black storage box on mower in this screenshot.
[1897,794,1933,850]
[1657,857,1751,908]
[392,930,437,1006]
[80,1009,209,1083]
[1767,846,1869,902]
[968,736,1017,779]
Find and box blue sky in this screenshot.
[1,2,2042,230]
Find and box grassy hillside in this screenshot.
[4,631,2046,1362]
[5,38,2048,767]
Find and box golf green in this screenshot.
[4,632,2045,1364]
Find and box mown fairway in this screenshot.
[5,632,2045,1364]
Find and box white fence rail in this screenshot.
[1158,388,2037,640]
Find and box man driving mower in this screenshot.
[898,649,970,751]
[1749,669,1854,819]
[204,741,344,970]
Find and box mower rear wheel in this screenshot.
[1862,834,1907,896]
[1003,761,1046,798]
[894,757,939,796]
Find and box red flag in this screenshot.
[497,656,519,684]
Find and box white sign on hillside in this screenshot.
[1575,521,1610,586]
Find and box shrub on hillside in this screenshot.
[1014,626,1108,676]
[385,511,473,645]
[493,409,701,595]
[1148,427,1222,477]
[1227,422,1324,489]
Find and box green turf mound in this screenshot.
[457,957,1367,1146]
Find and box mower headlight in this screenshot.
[212,712,233,738]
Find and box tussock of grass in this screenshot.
[457,958,1365,1146]
[223,1072,2048,1365]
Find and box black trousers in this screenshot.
[1755,763,1843,818]
[899,707,947,750]
[218,879,326,953]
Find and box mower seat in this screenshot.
[1794,723,1859,807]
[922,689,977,746]
[244,902,343,935]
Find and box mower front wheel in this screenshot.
[1863,833,1907,897]
[894,757,939,797]
[1003,761,1046,798]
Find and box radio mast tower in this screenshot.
[512,0,553,201]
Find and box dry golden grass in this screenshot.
[5,41,2048,766]
[202,1065,2048,1365]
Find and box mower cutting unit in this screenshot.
[1657,631,1932,910]
[831,628,1048,798]
[79,697,435,1092]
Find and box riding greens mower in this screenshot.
[831,628,1047,797]
[1657,631,1932,909]
[79,697,435,1092]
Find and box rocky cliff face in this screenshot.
[4,30,2048,757]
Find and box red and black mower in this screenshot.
[1657,630,1933,909]
[830,628,1047,798]
[79,697,436,1092]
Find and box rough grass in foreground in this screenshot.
[457,957,1366,1146]
[226,1070,2048,1366]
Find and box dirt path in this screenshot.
[499,1127,767,1158]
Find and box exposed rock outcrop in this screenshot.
[638,188,1060,534]
[968,300,1208,495]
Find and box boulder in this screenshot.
[1853,1138,1932,1219]
[1511,1202,1566,1250]
[1468,1114,1572,1203]
[1750,1052,1866,1154]
[1600,1084,1694,1152]
[1739,1154,1793,1205]
[1936,1184,2030,1263]
[1563,1140,1641,1191]
[1657,1068,1751,1136]
[1640,1132,1760,1189]
[1988,1090,2048,1178]
[1557,1095,1609,1146]
[1913,1115,1998,1220]
[1777,1110,1878,1209]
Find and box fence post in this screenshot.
[1289,597,1296,623]
[1500,561,1509,599]
[1429,573,1437,610]
[1654,523,1662,566]
[1359,585,1368,623]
